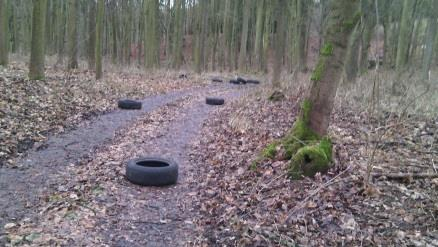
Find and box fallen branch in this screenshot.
[372,172,438,180]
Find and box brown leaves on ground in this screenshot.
[0,62,207,167]
[189,89,437,246]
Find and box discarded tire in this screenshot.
[126,157,178,186]
[118,99,142,110]
[206,97,225,105]
[212,77,223,82]
[229,79,240,84]
[247,79,260,84]
[236,77,247,84]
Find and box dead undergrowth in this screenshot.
[0,61,208,167]
[189,76,437,246]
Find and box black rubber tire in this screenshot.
[206,97,225,105]
[126,157,178,186]
[236,77,247,84]
[246,79,260,84]
[118,99,142,110]
[212,77,223,82]
[229,79,240,84]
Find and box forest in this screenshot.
[0,0,437,246]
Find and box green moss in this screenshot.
[249,156,263,171]
[310,56,326,81]
[319,137,333,161]
[263,142,277,159]
[282,100,319,159]
[288,139,332,179]
[320,43,333,56]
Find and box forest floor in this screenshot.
[0,63,437,246]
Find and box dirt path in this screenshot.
[0,82,251,246]
[93,88,246,246]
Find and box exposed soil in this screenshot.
[1,80,254,246]
[0,63,208,167]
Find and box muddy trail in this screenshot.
[0,82,252,245]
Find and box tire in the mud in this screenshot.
[246,79,260,84]
[212,77,223,82]
[126,157,178,186]
[206,97,225,105]
[229,79,240,84]
[118,99,142,110]
[236,77,247,84]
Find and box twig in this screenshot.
[284,165,352,224]
[372,172,438,180]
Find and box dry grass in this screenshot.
[336,69,438,118]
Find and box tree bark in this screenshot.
[271,0,286,88]
[88,0,96,70]
[144,0,160,69]
[395,0,416,72]
[66,0,78,69]
[421,0,438,80]
[254,0,265,71]
[296,0,309,72]
[95,0,104,79]
[344,23,361,83]
[307,0,359,136]
[0,0,9,66]
[238,0,251,71]
[29,0,47,80]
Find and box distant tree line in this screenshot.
[0,0,437,81]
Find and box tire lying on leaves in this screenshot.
[126,157,178,186]
[212,77,223,82]
[206,97,225,105]
[246,79,260,84]
[229,79,240,84]
[118,99,142,110]
[236,77,247,84]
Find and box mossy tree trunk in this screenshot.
[29,0,47,80]
[0,0,8,66]
[95,0,104,80]
[66,0,78,70]
[308,0,359,136]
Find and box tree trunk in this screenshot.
[29,0,47,80]
[144,0,160,69]
[271,0,286,88]
[66,0,78,69]
[172,0,184,69]
[359,0,376,74]
[253,0,265,71]
[307,0,359,136]
[0,0,8,66]
[238,0,251,71]
[95,0,104,80]
[395,0,416,72]
[421,0,438,80]
[296,0,309,72]
[88,0,96,70]
[344,23,361,83]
